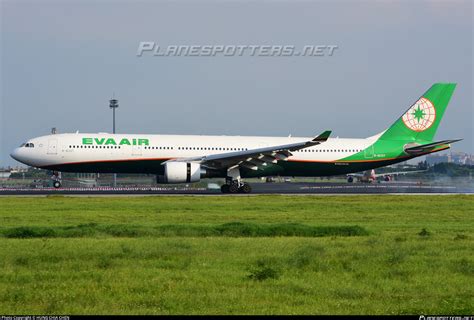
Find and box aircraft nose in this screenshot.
[10,148,20,161]
[10,147,28,164]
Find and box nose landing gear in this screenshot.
[51,171,62,188]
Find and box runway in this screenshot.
[1,182,473,195]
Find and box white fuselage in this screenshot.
[11,133,376,170]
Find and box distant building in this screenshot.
[0,166,28,180]
[8,166,28,173]
[469,155,474,166]
[426,152,473,166]
[0,170,11,179]
[426,153,450,165]
[450,152,472,165]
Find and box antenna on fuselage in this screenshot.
[51,127,57,134]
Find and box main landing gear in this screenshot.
[220,167,252,194]
[220,181,252,194]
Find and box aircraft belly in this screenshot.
[42,159,167,174]
[242,157,412,178]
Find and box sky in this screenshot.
[1,0,472,166]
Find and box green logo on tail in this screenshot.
[401,97,436,132]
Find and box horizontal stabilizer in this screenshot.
[404,139,462,155]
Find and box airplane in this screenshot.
[65,176,98,188]
[346,168,427,183]
[10,83,461,193]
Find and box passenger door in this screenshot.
[132,144,142,156]
[47,139,58,155]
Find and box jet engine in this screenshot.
[157,162,201,183]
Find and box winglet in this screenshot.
[312,130,332,142]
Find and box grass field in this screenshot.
[0,195,473,315]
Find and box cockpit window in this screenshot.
[20,143,26,147]
[24,143,35,148]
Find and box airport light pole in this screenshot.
[109,97,119,188]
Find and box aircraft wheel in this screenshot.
[53,181,61,189]
[239,183,252,194]
[228,183,239,193]
[347,177,354,183]
[221,184,230,194]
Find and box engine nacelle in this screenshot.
[157,162,201,184]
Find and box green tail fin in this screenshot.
[380,83,456,142]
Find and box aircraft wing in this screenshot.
[347,169,428,179]
[165,130,331,170]
[346,173,365,178]
[404,139,462,155]
[372,169,428,177]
